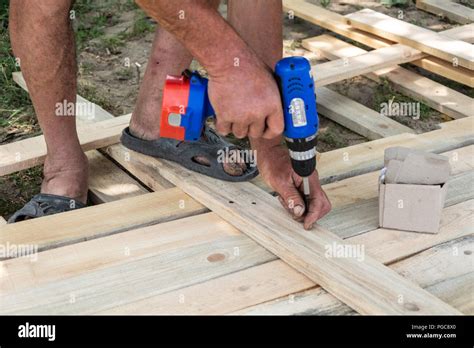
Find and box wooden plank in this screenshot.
[0,189,207,253]
[316,87,415,139]
[345,9,474,70]
[417,0,474,25]
[0,217,6,226]
[241,234,474,315]
[103,200,472,314]
[282,0,474,86]
[0,212,243,294]
[126,153,460,314]
[317,117,473,184]
[304,35,474,119]
[442,24,474,43]
[0,233,274,314]
[314,44,425,87]
[0,114,131,176]
[86,150,149,204]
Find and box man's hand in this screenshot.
[208,60,284,140]
[255,142,332,230]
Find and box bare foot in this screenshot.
[41,150,89,204]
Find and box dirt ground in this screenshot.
[1,0,472,218]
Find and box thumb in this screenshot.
[279,184,305,218]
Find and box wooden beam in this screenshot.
[0,189,207,253]
[127,152,459,314]
[101,199,472,314]
[442,24,474,43]
[0,114,130,176]
[86,150,149,204]
[417,0,474,25]
[316,87,414,139]
[314,44,425,87]
[345,9,474,70]
[282,0,474,86]
[304,35,474,119]
[317,117,473,184]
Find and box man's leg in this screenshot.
[9,0,88,203]
[130,0,246,176]
[228,0,283,70]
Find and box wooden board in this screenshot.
[0,189,207,253]
[318,117,473,184]
[345,9,474,70]
[304,35,474,119]
[86,150,149,204]
[0,212,243,294]
[0,114,131,176]
[0,217,6,226]
[314,44,425,87]
[101,200,473,314]
[282,0,474,86]
[442,24,474,43]
[316,87,414,139]
[417,0,474,25]
[123,152,460,314]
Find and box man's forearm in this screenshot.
[135,0,263,77]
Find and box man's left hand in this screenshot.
[255,143,332,230]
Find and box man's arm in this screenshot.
[135,0,284,139]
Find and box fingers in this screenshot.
[248,120,266,139]
[262,110,284,140]
[278,183,306,219]
[215,119,231,136]
[231,124,249,139]
[303,177,332,230]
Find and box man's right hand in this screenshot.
[207,58,284,140]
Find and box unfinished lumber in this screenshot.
[314,44,425,87]
[86,150,149,204]
[12,72,112,123]
[124,154,460,314]
[0,212,242,294]
[242,233,474,315]
[102,200,473,314]
[304,35,474,119]
[0,234,274,314]
[317,117,473,183]
[345,9,474,70]
[282,0,474,86]
[442,23,474,43]
[391,235,473,314]
[0,189,206,254]
[417,0,474,25]
[0,114,131,176]
[315,87,414,139]
[0,217,6,226]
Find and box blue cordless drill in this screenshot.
[160,57,319,200]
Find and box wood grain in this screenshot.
[304,35,474,119]
[316,87,414,139]
[282,0,474,86]
[345,9,474,70]
[417,0,474,25]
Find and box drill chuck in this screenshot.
[286,135,317,178]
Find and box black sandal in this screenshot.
[120,125,259,182]
[8,194,86,223]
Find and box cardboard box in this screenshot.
[378,181,448,234]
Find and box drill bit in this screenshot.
[302,176,310,208]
